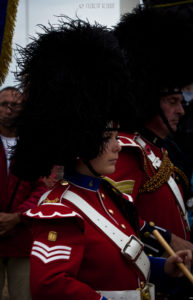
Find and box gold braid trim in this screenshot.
[173,166,189,189]
[139,151,174,193]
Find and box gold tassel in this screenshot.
[0,0,19,85]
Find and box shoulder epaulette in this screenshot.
[24,202,82,221]
[24,179,83,226]
[104,176,135,195]
[118,132,150,172]
[38,179,70,205]
[118,132,140,148]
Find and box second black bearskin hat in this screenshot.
[114,6,193,126]
[143,0,193,9]
[13,18,133,180]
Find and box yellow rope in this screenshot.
[0,0,19,85]
[153,0,193,8]
[139,150,189,193]
[139,150,173,193]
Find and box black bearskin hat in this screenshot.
[143,0,193,9]
[13,18,134,180]
[114,6,193,129]
[143,0,193,23]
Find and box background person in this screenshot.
[0,86,47,300]
[110,5,193,255]
[109,6,193,299]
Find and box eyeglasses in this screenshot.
[0,102,23,110]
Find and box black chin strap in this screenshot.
[83,160,101,177]
[158,107,175,137]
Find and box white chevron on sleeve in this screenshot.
[31,251,70,264]
[31,241,71,264]
[32,246,70,258]
[33,241,71,251]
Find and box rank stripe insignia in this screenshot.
[33,241,71,251]
[104,177,135,194]
[31,251,70,264]
[31,241,71,264]
[32,247,70,257]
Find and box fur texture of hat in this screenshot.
[114,6,193,127]
[13,18,134,180]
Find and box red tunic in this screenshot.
[109,132,190,240]
[24,176,149,300]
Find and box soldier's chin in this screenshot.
[171,124,177,132]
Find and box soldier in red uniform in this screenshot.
[12,17,192,300]
[110,7,193,257]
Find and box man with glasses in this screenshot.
[0,86,47,300]
[0,87,23,137]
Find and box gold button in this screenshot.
[186,226,190,232]
[149,221,155,227]
[89,180,93,187]
[176,176,179,181]
[121,224,126,229]
[101,193,105,199]
[144,231,150,238]
[153,137,158,144]
[48,231,57,242]
[108,209,114,215]
[140,281,145,288]
[60,180,68,186]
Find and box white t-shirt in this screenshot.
[1,135,17,174]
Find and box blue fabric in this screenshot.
[140,223,171,256]
[149,256,166,282]
[188,210,193,228]
[191,172,193,193]
[64,171,102,192]
[0,0,8,55]
[188,172,193,227]
[149,256,180,294]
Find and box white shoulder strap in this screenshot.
[63,190,150,280]
[135,136,189,226]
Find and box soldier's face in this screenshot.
[160,93,185,133]
[89,131,122,176]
